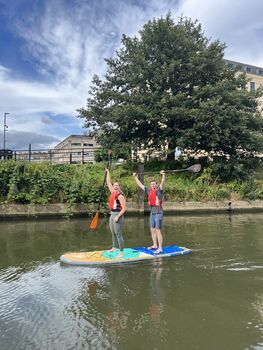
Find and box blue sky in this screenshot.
[1,0,263,150]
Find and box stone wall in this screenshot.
[1,201,263,219]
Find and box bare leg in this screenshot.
[155,229,163,253]
[148,228,158,249]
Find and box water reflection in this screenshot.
[132,260,168,346]
[0,214,262,350]
[149,261,164,324]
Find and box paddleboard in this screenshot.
[60,246,192,266]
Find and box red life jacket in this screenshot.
[148,189,162,209]
[109,191,123,212]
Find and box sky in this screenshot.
[1,0,263,150]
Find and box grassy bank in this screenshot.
[0,160,263,205]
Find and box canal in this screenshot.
[0,213,262,350]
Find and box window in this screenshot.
[71,142,81,146]
[241,83,246,90]
[83,143,94,147]
[246,67,251,73]
[250,82,255,92]
[258,70,263,76]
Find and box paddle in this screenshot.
[138,164,201,175]
[89,150,112,229]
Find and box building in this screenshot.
[225,59,263,108]
[0,134,102,164]
[53,134,101,163]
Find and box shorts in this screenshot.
[149,212,163,229]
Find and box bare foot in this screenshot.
[107,247,117,252]
[147,245,157,250]
[115,252,124,259]
[155,248,163,254]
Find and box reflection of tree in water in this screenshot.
[87,281,98,297]
[64,266,137,348]
[103,261,168,348]
[105,268,130,341]
[64,269,113,350]
[106,307,130,338]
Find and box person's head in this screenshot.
[150,179,158,190]
[113,182,121,192]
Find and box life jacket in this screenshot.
[148,189,162,212]
[109,191,123,212]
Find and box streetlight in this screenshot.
[3,112,10,150]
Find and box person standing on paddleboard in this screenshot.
[133,170,165,254]
[106,169,126,258]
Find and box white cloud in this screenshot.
[177,0,263,66]
[0,67,84,149]
[1,0,178,148]
[1,0,263,149]
[0,68,83,115]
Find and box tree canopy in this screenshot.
[78,14,263,160]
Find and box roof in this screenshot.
[225,59,263,76]
[54,134,95,148]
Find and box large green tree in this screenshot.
[78,14,263,160]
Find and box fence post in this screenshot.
[14,151,17,161]
[69,153,72,164]
[28,144,31,162]
[49,150,52,164]
[81,148,84,164]
[138,163,144,214]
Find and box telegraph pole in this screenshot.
[3,112,10,150]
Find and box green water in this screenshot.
[0,213,262,350]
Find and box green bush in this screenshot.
[0,160,262,204]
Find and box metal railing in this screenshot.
[0,146,102,164]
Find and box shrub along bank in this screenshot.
[0,161,263,207]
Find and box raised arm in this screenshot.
[106,169,114,193]
[159,170,165,190]
[133,173,145,191]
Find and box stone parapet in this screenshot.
[1,200,263,219]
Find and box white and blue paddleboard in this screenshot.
[60,246,192,266]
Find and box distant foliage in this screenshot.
[0,161,263,205]
[0,161,105,204]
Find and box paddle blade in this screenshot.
[189,164,201,173]
[89,211,99,229]
[169,164,202,173]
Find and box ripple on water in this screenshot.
[0,260,113,349]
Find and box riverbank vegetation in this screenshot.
[0,160,263,205]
